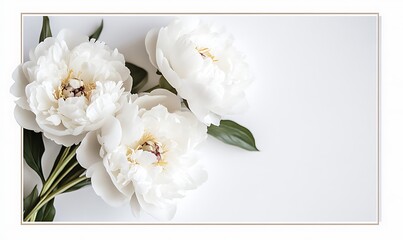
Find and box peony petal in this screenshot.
[11,65,29,98]
[116,102,144,146]
[134,94,165,111]
[13,28,133,152]
[99,117,122,153]
[156,49,183,90]
[45,114,61,126]
[14,106,41,132]
[135,192,177,221]
[145,28,160,69]
[171,110,208,149]
[103,152,135,197]
[42,131,86,147]
[202,113,221,126]
[169,38,203,78]
[86,99,114,124]
[186,100,221,126]
[15,97,30,110]
[136,89,181,113]
[149,89,181,112]
[76,131,102,169]
[87,162,130,207]
[130,195,141,217]
[30,37,57,62]
[57,29,89,50]
[151,18,251,127]
[122,75,133,93]
[135,151,157,166]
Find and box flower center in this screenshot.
[196,47,218,62]
[139,140,164,162]
[126,133,167,166]
[54,70,95,100]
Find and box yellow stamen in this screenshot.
[126,132,168,166]
[53,69,95,100]
[196,47,218,62]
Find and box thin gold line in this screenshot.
[20,12,24,225]
[21,12,380,15]
[19,12,381,226]
[22,222,380,226]
[377,13,381,224]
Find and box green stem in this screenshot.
[41,161,79,201]
[39,146,70,197]
[30,212,37,222]
[59,146,70,164]
[24,176,87,222]
[40,145,78,196]
[63,168,86,184]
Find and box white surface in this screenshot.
[21,15,378,223]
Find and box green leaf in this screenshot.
[35,199,56,221]
[126,62,148,93]
[89,19,104,41]
[24,129,45,183]
[208,120,259,151]
[23,186,39,218]
[63,177,91,193]
[183,99,190,109]
[39,16,52,43]
[24,186,56,221]
[159,76,177,94]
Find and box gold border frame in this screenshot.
[20,13,380,226]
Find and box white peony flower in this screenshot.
[11,29,132,146]
[145,18,251,126]
[76,89,207,220]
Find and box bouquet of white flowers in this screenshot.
[13,16,258,222]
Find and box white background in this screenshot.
[1,0,403,239]
[21,15,378,223]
